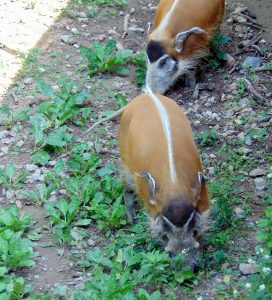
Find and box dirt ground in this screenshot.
[0,0,271,298]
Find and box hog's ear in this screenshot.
[193,172,210,213]
[136,171,156,205]
[161,215,176,231]
[175,27,207,53]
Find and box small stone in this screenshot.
[49,195,57,202]
[32,169,44,181]
[233,6,247,15]
[6,190,15,200]
[15,200,22,208]
[234,15,247,24]
[239,263,258,275]
[61,35,75,45]
[240,276,248,282]
[235,25,242,32]
[71,27,79,35]
[16,140,24,147]
[249,168,266,178]
[242,56,263,69]
[48,160,57,166]
[234,207,245,219]
[245,137,252,146]
[225,54,235,68]
[226,17,233,24]
[0,146,9,154]
[86,238,96,247]
[0,131,9,139]
[254,178,268,191]
[59,189,67,195]
[61,34,70,43]
[239,98,249,106]
[237,132,245,141]
[39,67,46,73]
[23,77,33,85]
[71,227,82,241]
[25,164,38,172]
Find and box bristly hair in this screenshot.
[146,40,166,63]
[162,197,195,228]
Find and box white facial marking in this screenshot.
[146,85,176,182]
[153,0,181,39]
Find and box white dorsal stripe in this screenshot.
[146,85,177,182]
[154,0,180,38]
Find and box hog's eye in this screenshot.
[162,234,168,242]
[193,229,198,238]
[159,57,168,68]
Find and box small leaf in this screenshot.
[5,162,16,182]
[32,150,51,166]
[27,230,41,241]
[37,79,55,98]
[97,165,114,177]
[104,39,117,56]
[0,266,8,276]
[54,160,65,174]
[19,190,39,202]
[75,219,92,226]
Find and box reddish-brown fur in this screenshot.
[149,0,225,59]
[118,93,209,218]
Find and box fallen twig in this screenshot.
[237,12,264,28]
[254,65,272,72]
[244,78,266,102]
[122,13,130,38]
[192,83,200,99]
[11,91,19,104]
[98,149,119,155]
[244,22,263,30]
[80,106,126,139]
[229,61,240,74]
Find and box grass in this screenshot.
[0,206,36,299]
[1,78,268,298]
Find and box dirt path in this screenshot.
[0,0,271,298]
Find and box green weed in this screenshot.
[0,104,30,127]
[248,201,272,299]
[29,79,92,164]
[0,206,35,299]
[0,162,28,190]
[81,40,146,87]
[234,79,247,100]
[80,39,133,76]
[19,183,56,204]
[195,128,219,147]
[210,31,231,61]
[18,48,41,77]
